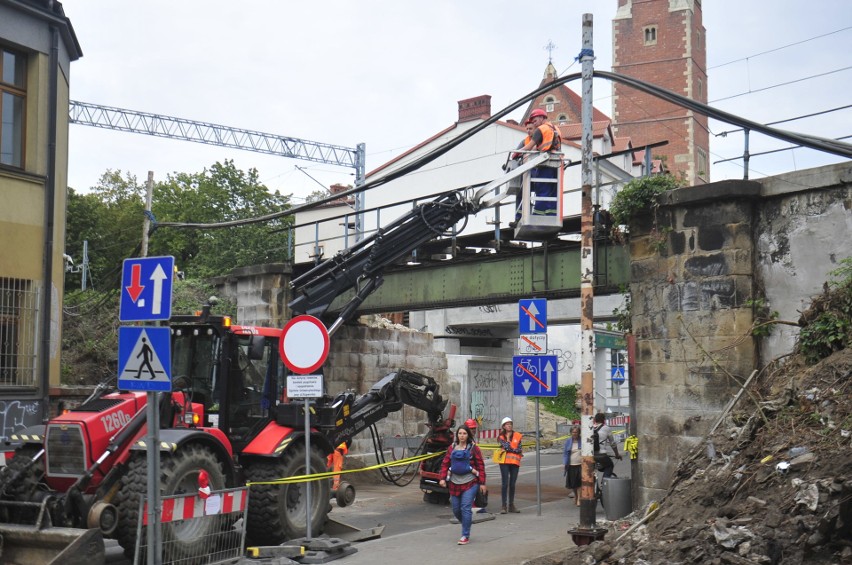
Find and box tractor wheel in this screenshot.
[2,446,44,499]
[244,443,330,545]
[114,446,227,561]
[0,446,45,524]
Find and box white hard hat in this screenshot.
[501,417,513,426]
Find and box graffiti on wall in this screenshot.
[0,400,42,442]
[548,348,576,372]
[470,364,512,430]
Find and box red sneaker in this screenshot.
[458,537,469,545]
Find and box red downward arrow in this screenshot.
[126,264,145,302]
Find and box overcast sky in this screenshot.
[65,1,851,203]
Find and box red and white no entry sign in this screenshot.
[280,315,330,374]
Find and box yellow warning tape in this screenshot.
[247,450,443,486]
[250,429,634,486]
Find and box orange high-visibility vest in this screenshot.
[535,122,561,152]
[326,443,348,490]
[501,431,523,466]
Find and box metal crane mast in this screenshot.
[69,100,367,238]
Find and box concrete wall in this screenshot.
[630,162,852,506]
[211,263,292,328]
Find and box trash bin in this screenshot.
[602,477,632,521]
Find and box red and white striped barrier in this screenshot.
[143,488,248,525]
[476,429,501,440]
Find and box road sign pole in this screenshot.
[535,397,541,517]
[305,397,312,541]
[146,391,161,565]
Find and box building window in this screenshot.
[697,147,708,180]
[643,25,658,46]
[1,47,26,168]
[544,96,555,103]
[557,114,568,123]
[697,78,703,100]
[0,278,40,388]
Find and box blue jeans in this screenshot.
[499,463,519,506]
[450,484,478,538]
[530,166,558,216]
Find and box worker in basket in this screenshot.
[509,108,562,227]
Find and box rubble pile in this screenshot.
[551,293,852,564]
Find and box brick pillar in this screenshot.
[629,180,761,506]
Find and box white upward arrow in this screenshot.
[526,302,539,331]
[543,360,554,391]
[150,264,168,315]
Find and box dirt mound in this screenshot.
[550,347,852,565]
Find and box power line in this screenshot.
[714,135,852,165]
[716,104,852,137]
[709,26,852,70]
[710,66,852,104]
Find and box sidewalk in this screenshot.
[302,450,632,565]
[335,497,582,565]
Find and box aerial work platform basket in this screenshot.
[511,153,564,240]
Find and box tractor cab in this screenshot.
[170,315,283,447]
[508,153,564,241]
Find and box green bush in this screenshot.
[542,385,580,421]
[796,257,852,365]
[609,174,682,226]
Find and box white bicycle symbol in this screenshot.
[515,359,538,378]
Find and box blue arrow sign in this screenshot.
[611,366,626,384]
[513,355,558,397]
[120,256,175,322]
[118,326,172,392]
[518,299,547,334]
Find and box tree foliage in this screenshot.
[65,171,145,291]
[65,160,294,286]
[148,160,293,278]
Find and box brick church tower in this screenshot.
[612,0,709,185]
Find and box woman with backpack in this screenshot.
[438,425,487,545]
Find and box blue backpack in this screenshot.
[450,445,473,475]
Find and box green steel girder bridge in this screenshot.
[295,216,630,320]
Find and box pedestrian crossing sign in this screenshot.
[118,326,172,392]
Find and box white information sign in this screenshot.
[286,374,323,398]
[518,334,548,355]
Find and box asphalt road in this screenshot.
[105,447,631,563]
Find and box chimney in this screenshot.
[457,95,492,123]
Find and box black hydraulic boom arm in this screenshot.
[326,370,447,448]
[288,190,476,331]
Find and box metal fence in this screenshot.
[134,487,248,565]
[0,278,40,388]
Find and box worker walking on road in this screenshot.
[497,416,523,514]
[439,425,487,545]
[326,442,348,491]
